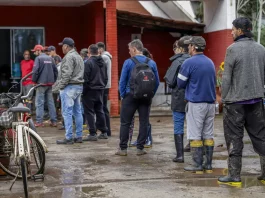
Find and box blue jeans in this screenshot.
[172,111,185,135]
[35,86,57,123]
[60,85,83,140]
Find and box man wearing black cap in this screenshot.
[218,17,265,186]
[177,36,216,174]
[48,46,61,60]
[56,37,85,145]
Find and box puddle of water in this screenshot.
[78,185,103,194]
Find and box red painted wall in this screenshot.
[0,3,104,56]
[203,29,233,69]
[118,25,176,81]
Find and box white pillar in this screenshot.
[204,0,236,33]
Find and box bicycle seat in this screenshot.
[9,103,30,113]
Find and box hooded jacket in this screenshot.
[101,51,112,89]
[169,53,190,112]
[83,56,108,93]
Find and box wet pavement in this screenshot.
[0,115,265,198]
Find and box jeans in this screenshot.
[60,85,83,140]
[120,93,151,150]
[83,89,108,135]
[172,111,185,135]
[35,86,57,123]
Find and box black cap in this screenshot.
[184,36,206,49]
[58,37,75,47]
[48,46,56,52]
[232,17,254,38]
[177,36,192,48]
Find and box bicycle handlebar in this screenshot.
[4,72,43,101]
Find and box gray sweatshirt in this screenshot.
[222,37,265,103]
[101,51,112,89]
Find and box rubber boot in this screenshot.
[218,156,242,186]
[184,141,190,152]
[144,124,152,148]
[203,139,214,173]
[184,140,203,173]
[257,156,265,181]
[173,134,184,163]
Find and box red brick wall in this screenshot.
[81,2,104,47]
[0,4,104,55]
[0,6,82,55]
[106,0,119,116]
[203,29,233,69]
[118,25,176,80]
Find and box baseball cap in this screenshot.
[58,37,75,46]
[31,45,44,52]
[80,48,88,54]
[48,46,56,52]
[232,17,254,38]
[177,36,192,48]
[184,36,206,49]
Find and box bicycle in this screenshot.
[0,72,48,198]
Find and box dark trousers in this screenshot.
[83,89,107,135]
[223,101,265,158]
[96,89,111,136]
[120,93,151,150]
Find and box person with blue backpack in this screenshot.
[116,39,160,156]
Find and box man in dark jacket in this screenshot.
[83,44,108,141]
[218,17,265,186]
[168,36,191,163]
[32,45,58,127]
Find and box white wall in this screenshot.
[204,0,236,33]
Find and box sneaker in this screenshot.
[74,137,83,143]
[50,122,57,127]
[35,123,44,127]
[115,149,127,156]
[56,138,74,144]
[129,140,137,147]
[98,133,108,139]
[83,134,98,141]
[136,149,147,156]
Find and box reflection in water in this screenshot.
[62,187,76,198]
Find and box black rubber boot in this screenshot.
[184,141,190,152]
[173,134,184,163]
[203,139,214,173]
[257,156,265,181]
[218,156,242,186]
[184,140,203,173]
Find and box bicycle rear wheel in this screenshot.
[20,157,29,198]
[0,127,45,178]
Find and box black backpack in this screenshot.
[130,57,156,99]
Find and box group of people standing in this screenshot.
[20,16,265,185]
[20,38,112,144]
[164,17,265,185]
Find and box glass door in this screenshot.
[11,28,45,79]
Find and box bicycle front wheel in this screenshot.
[21,157,28,198]
[0,127,46,178]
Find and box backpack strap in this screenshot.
[131,57,140,64]
[145,58,150,64]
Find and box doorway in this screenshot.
[0,27,45,93]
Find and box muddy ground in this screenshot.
[0,115,265,198]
